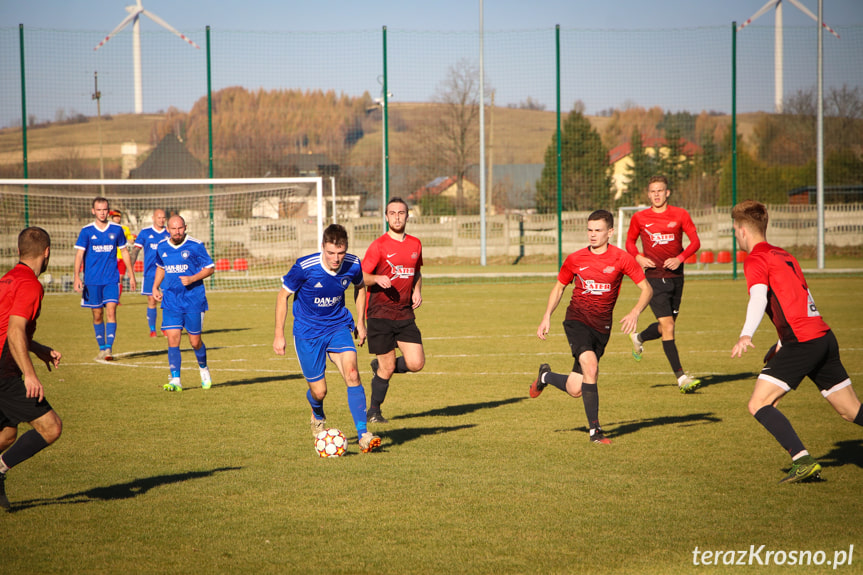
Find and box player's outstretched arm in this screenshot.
[73,248,85,293]
[7,315,45,401]
[620,279,652,334]
[273,288,291,355]
[537,281,566,340]
[121,247,137,291]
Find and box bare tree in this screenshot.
[433,58,482,215]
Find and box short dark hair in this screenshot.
[322,224,348,247]
[93,196,109,208]
[386,197,409,212]
[18,226,51,258]
[588,209,614,229]
[732,200,768,236]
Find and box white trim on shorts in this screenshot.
[821,378,852,398]
[757,373,791,393]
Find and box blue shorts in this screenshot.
[141,273,156,296]
[162,310,205,335]
[81,283,120,308]
[294,327,357,383]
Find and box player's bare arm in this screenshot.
[537,281,567,340]
[619,279,652,334]
[412,273,423,309]
[7,315,46,401]
[120,246,137,291]
[273,288,291,355]
[30,340,61,371]
[73,248,85,293]
[179,265,215,287]
[152,267,165,301]
[635,254,656,269]
[353,282,367,346]
[363,270,392,290]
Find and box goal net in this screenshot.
[0,177,324,292]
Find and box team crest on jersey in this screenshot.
[603,266,615,274]
[667,221,678,228]
[109,234,115,240]
[411,252,419,260]
[181,250,190,259]
[341,278,349,288]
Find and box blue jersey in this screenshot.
[75,222,128,286]
[282,252,364,339]
[134,226,170,279]
[154,236,214,313]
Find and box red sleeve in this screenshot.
[10,280,42,322]
[625,212,641,256]
[678,210,701,261]
[361,238,382,274]
[557,255,576,286]
[743,252,768,291]
[621,251,646,284]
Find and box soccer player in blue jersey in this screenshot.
[152,215,215,392]
[273,224,381,453]
[132,208,169,337]
[74,197,136,361]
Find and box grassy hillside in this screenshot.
[0,104,758,169]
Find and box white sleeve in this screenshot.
[740,283,768,338]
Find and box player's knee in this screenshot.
[38,414,62,445]
[0,427,17,451]
[747,398,768,417]
[406,357,425,373]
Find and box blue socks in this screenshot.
[347,385,369,437]
[147,308,157,332]
[194,344,207,368]
[105,322,116,349]
[168,346,182,379]
[93,323,105,349]
[307,389,325,420]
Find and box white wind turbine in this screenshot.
[94,0,200,114]
[738,0,839,113]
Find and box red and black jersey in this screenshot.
[744,242,830,344]
[558,245,645,334]
[362,233,423,321]
[0,263,44,378]
[626,205,700,279]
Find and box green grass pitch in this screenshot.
[2,277,862,573]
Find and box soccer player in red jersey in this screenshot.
[731,200,862,483]
[531,210,653,444]
[0,228,63,510]
[626,175,702,392]
[362,197,424,423]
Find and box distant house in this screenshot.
[409,176,479,205]
[788,185,863,204]
[129,133,204,180]
[277,153,340,177]
[608,136,701,199]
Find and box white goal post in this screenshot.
[0,177,324,292]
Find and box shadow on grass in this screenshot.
[204,327,250,335]
[562,412,722,438]
[8,466,242,513]
[217,374,304,387]
[393,397,526,420]
[649,371,757,390]
[380,424,477,449]
[818,439,863,469]
[116,346,227,360]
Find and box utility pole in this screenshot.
[92,71,105,194]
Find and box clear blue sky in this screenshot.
[1,1,862,123]
[2,0,861,32]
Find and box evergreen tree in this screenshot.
[535,105,610,213]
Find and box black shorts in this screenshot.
[367,318,423,355]
[647,276,684,319]
[563,320,610,374]
[760,331,851,396]
[0,375,54,428]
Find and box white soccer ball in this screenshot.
[314,428,348,458]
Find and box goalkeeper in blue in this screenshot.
[273,224,381,453]
[152,215,215,392]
